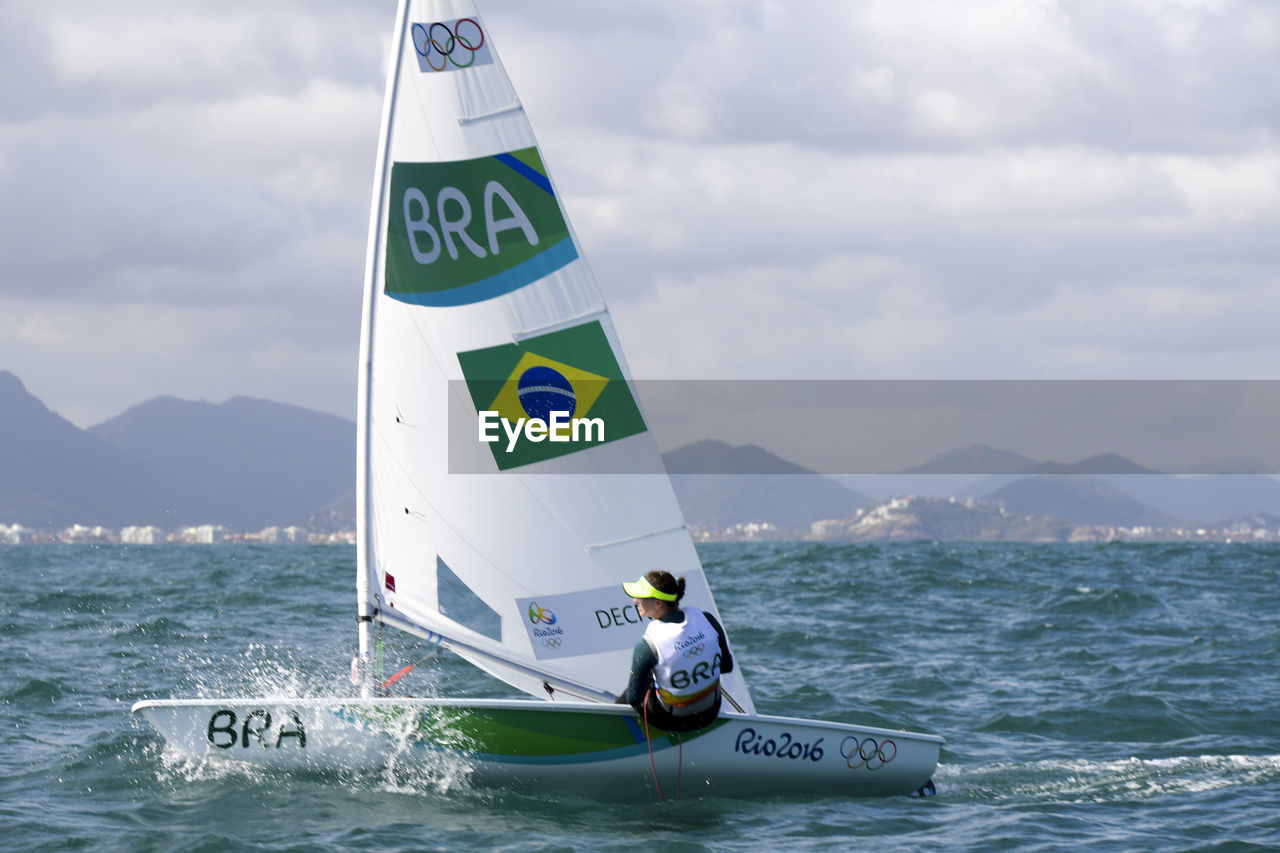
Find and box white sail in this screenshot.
[356,0,754,712]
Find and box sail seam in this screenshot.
[459,100,522,124]
[372,429,513,588]
[512,306,609,342]
[379,316,598,602]
[583,525,688,552]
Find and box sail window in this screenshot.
[436,556,502,640]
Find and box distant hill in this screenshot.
[900,444,1038,475]
[89,396,354,530]
[1095,474,1280,523]
[308,486,356,531]
[983,475,1177,527]
[841,496,1076,542]
[1219,512,1280,530]
[662,440,871,530]
[0,370,355,531]
[1028,453,1160,475]
[892,445,1280,523]
[662,439,814,474]
[0,371,186,528]
[903,445,1161,476]
[1178,459,1276,475]
[8,370,1280,536]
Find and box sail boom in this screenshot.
[377,607,615,704]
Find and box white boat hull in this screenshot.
[132,697,941,799]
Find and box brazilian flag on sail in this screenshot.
[457,321,647,470]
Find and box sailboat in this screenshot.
[132,0,942,799]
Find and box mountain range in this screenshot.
[663,442,1280,530]
[4,371,1280,534]
[842,444,1280,525]
[0,371,352,530]
[663,440,872,530]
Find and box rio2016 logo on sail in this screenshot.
[527,601,564,643]
[528,603,556,625]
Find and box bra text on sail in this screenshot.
[384,147,576,307]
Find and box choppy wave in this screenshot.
[3,542,1279,850]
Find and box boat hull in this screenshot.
[132,697,941,799]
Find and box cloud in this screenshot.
[0,295,353,427]
[0,0,1276,429]
[15,311,71,345]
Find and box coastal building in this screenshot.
[121,525,164,545]
[0,524,32,545]
[194,524,227,544]
[59,525,115,544]
[810,519,846,538]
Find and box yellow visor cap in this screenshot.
[621,575,678,601]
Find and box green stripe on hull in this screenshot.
[336,704,725,762]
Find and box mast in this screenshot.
[355,0,413,698]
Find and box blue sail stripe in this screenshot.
[385,238,578,307]
[494,152,555,196]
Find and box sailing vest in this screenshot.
[644,607,722,712]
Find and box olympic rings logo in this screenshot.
[528,603,557,625]
[683,642,706,659]
[541,637,563,650]
[411,19,486,72]
[839,736,897,771]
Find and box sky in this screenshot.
[2,0,1277,439]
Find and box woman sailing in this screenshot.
[618,570,733,732]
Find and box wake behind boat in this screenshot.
[133,0,942,799]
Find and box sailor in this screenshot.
[618,571,733,732]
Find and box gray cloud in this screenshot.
[1,0,1277,430]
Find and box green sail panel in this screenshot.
[384,147,577,306]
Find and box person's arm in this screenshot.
[705,612,733,674]
[625,638,658,707]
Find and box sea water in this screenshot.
[1,542,1277,851]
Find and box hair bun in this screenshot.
[644,570,684,602]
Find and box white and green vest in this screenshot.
[644,607,722,710]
